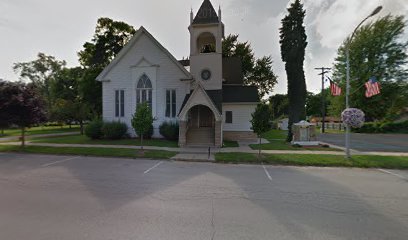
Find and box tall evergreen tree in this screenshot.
[279,0,308,141]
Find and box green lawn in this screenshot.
[0,145,176,159]
[0,125,80,137]
[32,134,179,148]
[223,140,239,148]
[215,153,408,169]
[250,140,340,151]
[261,129,287,140]
[252,129,340,151]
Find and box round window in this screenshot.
[201,69,212,80]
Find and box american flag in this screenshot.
[329,80,342,96]
[365,77,381,98]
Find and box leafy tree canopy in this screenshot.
[78,17,136,68]
[222,34,278,98]
[131,103,154,150]
[13,53,66,109]
[0,81,47,146]
[330,15,408,121]
[77,17,136,116]
[251,103,271,137]
[268,94,289,120]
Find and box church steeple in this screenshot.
[192,0,219,25]
[189,0,223,91]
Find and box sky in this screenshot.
[0,0,407,94]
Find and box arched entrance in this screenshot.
[186,105,215,146]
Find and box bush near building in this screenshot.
[159,121,179,141]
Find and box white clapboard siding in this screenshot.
[102,32,189,137]
[222,104,257,131]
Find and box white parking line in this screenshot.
[143,161,163,174]
[262,163,272,181]
[378,169,407,180]
[42,156,80,167]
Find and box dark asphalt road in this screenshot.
[318,133,408,152]
[0,153,408,240]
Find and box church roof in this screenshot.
[222,86,259,103]
[192,0,219,25]
[96,26,191,81]
[222,57,244,85]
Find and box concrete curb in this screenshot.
[1,141,407,157]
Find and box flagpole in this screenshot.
[344,6,382,159]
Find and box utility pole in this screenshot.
[314,67,331,133]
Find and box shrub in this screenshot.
[354,120,408,133]
[144,124,154,139]
[85,119,104,139]
[102,121,128,140]
[159,121,179,141]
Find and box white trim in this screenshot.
[114,89,126,118]
[178,81,221,121]
[222,102,259,105]
[96,26,192,81]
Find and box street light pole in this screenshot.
[344,6,382,159]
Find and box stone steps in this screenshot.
[186,127,215,146]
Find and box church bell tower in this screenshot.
[189,0,224,90]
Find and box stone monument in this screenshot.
[292,120,319,146]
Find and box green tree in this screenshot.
[222,34,278,98]
[49,67,91,133]
[330,15,408,121]
[0,81,47,146]
[268,94,289,120]
[223,34,255,78]
[248,56,278,98]
[251,103,272,159]
[78,18,136,117]
[131,103,153,152]
[279,0,308,141]
[306,90,331,117]
[13,53,66,111]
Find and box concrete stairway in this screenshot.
[186,127,215,146]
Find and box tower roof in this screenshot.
[192,0,219,25]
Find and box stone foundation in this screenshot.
[215,121,222,147]
[178,121,187,147]
[223,131,257,141]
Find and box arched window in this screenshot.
[136,74,152,110]
[197,32,216,53]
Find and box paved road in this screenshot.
[319,133,408,152]
[0,153,408,240]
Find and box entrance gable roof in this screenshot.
[178,82,221,121]
[96,26,192,81]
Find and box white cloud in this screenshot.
[0,0,407,95]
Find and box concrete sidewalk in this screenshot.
[1,141,408,157]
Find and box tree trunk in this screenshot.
[141,134,144,152]
[258,137,262,161]
[21,127,25,147]
[79,121,84,135]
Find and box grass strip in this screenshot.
[215,153,408,169]
[31,134,178,148]
[0,145,176,159]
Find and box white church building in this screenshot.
[96,0,259,147]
